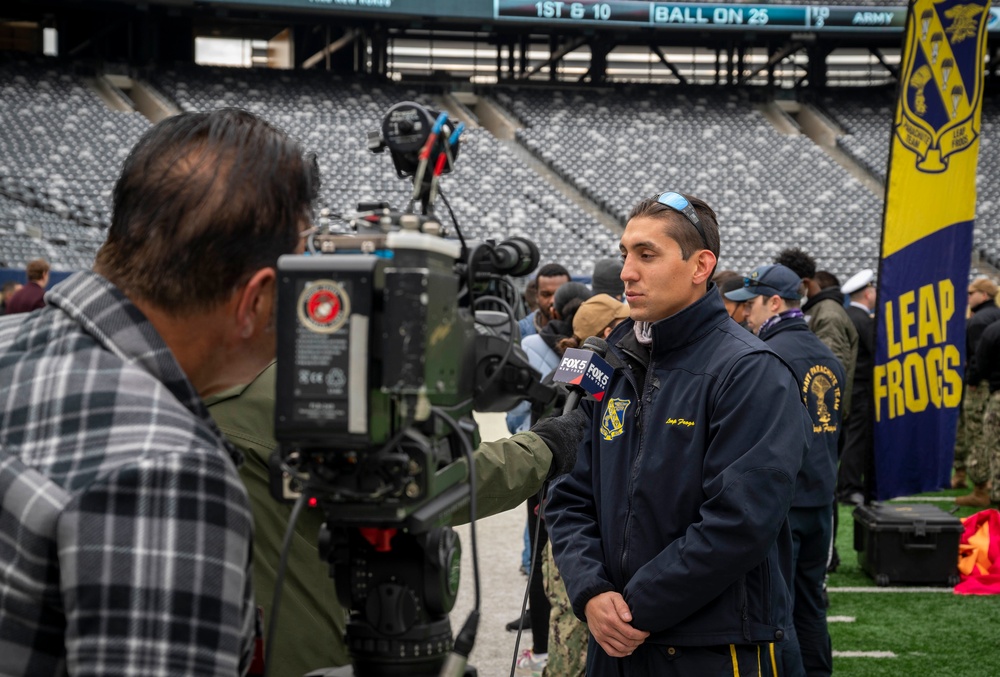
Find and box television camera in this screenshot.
[271,101,554,676]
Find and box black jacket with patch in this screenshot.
[547,288,810,650]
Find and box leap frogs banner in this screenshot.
[873,0,989,500]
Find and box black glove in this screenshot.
[530,407,590,479]
[530,379,568,424]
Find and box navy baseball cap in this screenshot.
[724,264,802,302]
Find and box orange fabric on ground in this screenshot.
[955,509,1000,595]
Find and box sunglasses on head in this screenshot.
[654,191,709,249]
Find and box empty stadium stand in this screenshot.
[0,55,995,278]
[148,65,619,274]
[498,85,885,280]
[820,88,1000,268]
[0,53,148,269]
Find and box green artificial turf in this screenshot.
[826,490,1000,676]
[828,592,1000,677]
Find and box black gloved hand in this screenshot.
[531,381,569,424]
[530,407,590,479]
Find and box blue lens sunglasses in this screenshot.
[654,192,709,250]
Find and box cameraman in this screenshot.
[207,360,586,676]
[0,109,317,675]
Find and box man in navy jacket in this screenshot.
[547,192,811,676]
[729,264,846,677]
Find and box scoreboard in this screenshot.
[206,0,1000,34]
[500,1,900,30]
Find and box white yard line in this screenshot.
[828,586,954,593]
[886,496,957,502]
[827,616,856,622]
[833,651,897,658]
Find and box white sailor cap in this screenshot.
[841,268,875,295]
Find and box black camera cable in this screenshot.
[431,406,482,677]
[508,484,547,677]
[261,488,308,677]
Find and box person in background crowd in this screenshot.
[775,249,858,414]
[510,264,573,433]
[548,191,809,676]
[515,279,595,675]
[518,263,571,339]
[804,269,857,415]
[956,277,1000,505]
[524,277,539,315]
[0,280,22,314]
[509,264,574,613]
[556,293,631,354]
[206,361,588,676]
[713,269,748,328]
[970,317,1000,506]
[778,252,857,578]
[521,281,594,378]
[590,257,625,300]
[0,108,316,675]
[3,258,49,314]
[838,269,877,505]
[727,264,844,677]
[544,292,630,677]
[513,275,543,585]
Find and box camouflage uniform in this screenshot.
[541,541,587,677]
[964,382,992,485]
[979,391,1000,502]
[953,396,969,472]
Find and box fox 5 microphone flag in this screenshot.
[552,348,613,401]
[872,0,990,500]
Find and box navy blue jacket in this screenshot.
[976,319,1000,394]
[966,300,1000,385]
[547,288,810,647]
[759,316,846,508]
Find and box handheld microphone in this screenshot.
[552,337,613,415]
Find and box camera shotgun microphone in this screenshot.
[552,336,613,415]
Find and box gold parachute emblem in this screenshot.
[909,65,933,115]
[811,374,833,424]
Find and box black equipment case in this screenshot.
[853,503,963,587]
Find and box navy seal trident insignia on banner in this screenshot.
[897,0,989,172]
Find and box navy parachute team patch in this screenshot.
[601,398,631,441]
[897,0,989,172]
[803,365,842,435]
[297,279,351,334]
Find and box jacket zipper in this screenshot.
[619,362,661,580]
[618,365,643,579]
[740,575,751,641]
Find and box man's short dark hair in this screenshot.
[536,263,571,281]
[775,248,816,280]
[814,271,841,290]
[94,108,319,314]
[1,280,20,295]
[713,270,740,297]
[627,193,720,261]
[25,259,49,282]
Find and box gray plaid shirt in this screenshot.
[0,272,255,676]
